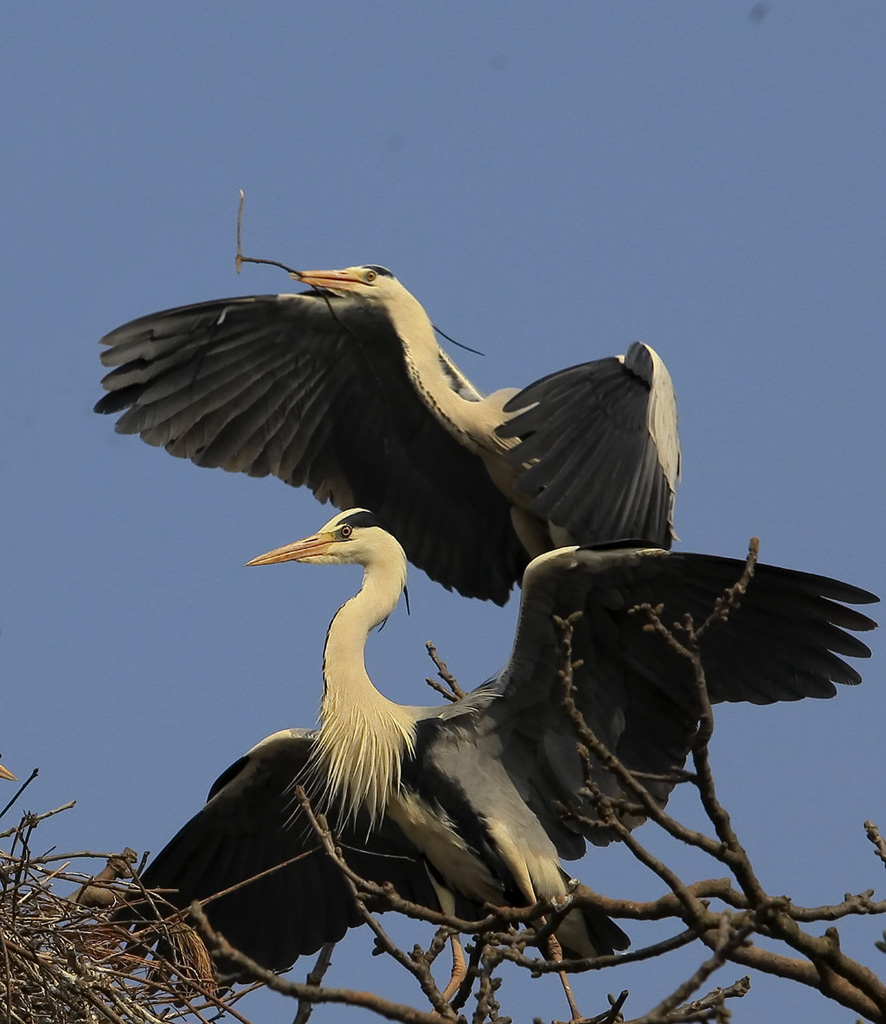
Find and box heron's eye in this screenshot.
[363,269,377,284]
[339,524,353,539]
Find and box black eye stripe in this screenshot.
[340,510,387,532]
[362,265,393,277]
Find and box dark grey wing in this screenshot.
[96,294,524,603]
[483,545,877,855]
[134,729,438,973]
[497,344,681,549]
[603,551,877,704]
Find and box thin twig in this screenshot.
[235,189,302,280]
[865,822,886,869]
[425,642,466,701]
[294,787,457,1019]
[0,769,40,822]
[292,943,336,1024]
[189,902,447,1024]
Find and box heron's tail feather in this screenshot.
[555,876,630,958]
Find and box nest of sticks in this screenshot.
[0,797,247,1024]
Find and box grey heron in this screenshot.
[94,266,680,603]
[136,509,876,990]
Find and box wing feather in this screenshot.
[499,344,680,548]
[131,729,438,973]
[97,294,523,602]
[482,545,876,856]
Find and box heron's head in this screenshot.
[294,265,399,304]
[246,508,404,571]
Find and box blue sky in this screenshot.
[2,3,884,1021]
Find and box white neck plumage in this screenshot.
[313,541,416,828]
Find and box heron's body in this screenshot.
[390,717,615,957]
[138,509,877,977]
[276,514,612,948]
[96,266,681,601]
[310,541,613,953]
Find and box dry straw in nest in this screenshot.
[0,800,258,1024]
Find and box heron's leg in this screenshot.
[427,873,467,1003]
[478,843,587,1023]
[440,932,467,1002]
[543,924,584,1023]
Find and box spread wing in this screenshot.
[498,344,681,549]
[483,544,877,857]
[96,294,524,603]
[132,729,438,973]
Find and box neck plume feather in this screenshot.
[311,550,415,828]
[385,288,510,452]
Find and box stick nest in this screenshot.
[0,804,247,1024]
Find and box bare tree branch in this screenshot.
[425,641,466,701]
[4,542,883,1024]
[292,942,335,1024]
[551,547,886,1024]
[866,822,886,869]
[188,902,449,1024]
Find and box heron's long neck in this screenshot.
[315,558,415,827]
[388,290,512,453]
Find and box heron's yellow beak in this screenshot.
[0,763,17,782]
[294,268,364,290]
[246,532,336,566]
